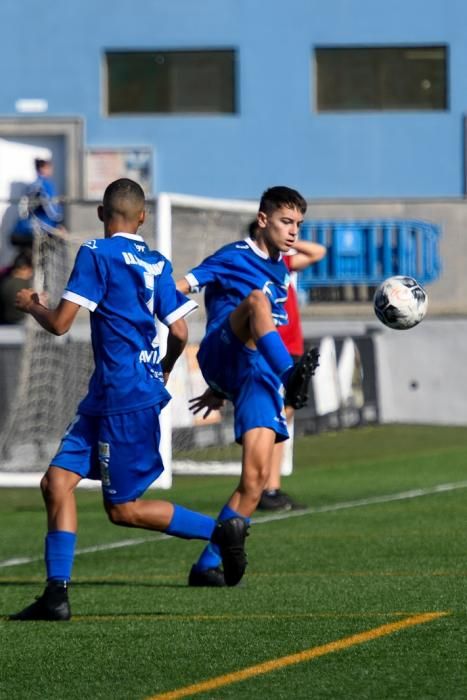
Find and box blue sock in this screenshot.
[256,331,293,381]
[195,542,222,571]
[194,504,251,572]
[217,504,250,524]
[45,531,77,582]
[165,504,215,540]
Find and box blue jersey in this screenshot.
[62,232,197,416]
[185,237,290,332]
[29,175,63,233]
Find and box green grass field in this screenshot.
[1,424,467,699]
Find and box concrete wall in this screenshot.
[372,319,467,425]
[300,198,467,315]
[302,318,467,427]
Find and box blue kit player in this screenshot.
[177,186,319,587]
[10,178,239,621]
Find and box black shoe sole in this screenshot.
[9,586,71,621]
[9,601,71,621]
[285,347,320,409]
[211,517,249,587]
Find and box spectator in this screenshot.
[0,250,33,324]
[12,158,65,248]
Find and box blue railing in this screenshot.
[298,219,441,288]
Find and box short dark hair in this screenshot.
[259,186,307,216]
[247,219,258,238]
[13,250,33,269]
[102,178,145,219]
[35,158,51,172]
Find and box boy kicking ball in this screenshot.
[177,186,319,587]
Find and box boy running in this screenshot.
[177,186,319,587]
[10,178,236,621]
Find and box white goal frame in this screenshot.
[155,192,294,488]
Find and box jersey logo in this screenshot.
[139,349,160,363]
[122,252,164,277]
[262,280,289,325]
[83,239,97,249]
[235,244,249,249]
[262,279,288,304]
[122,253,165,317]
[135,244,146,252]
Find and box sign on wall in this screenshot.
[85,148,152,199]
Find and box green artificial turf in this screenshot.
[0,424,466,699]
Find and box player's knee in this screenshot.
[105,501,135,527]
[40,473,50,500]
[40,470,72,503]
[242,466,269,499]
[247,289,269,315]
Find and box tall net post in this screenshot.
[155,193,173,488]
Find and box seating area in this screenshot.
[298,219,441,292]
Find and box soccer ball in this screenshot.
[373,276,428,330]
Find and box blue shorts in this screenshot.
[50,405,164,504]
[197,320,288,444]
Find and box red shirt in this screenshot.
[278,256,304,357]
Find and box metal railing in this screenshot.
[299,219,441,289]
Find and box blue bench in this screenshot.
[298,219,441,289]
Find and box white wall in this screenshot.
[373,319,467,425]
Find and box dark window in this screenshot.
[106,50,236,114]
[315,46,447,112]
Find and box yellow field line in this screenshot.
[146,612,448,700]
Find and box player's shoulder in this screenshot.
[79,236,166,260]
[213,239,251,257]
[80,237,104,253]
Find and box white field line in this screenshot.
[250,479,467,525]
[1,480,467,570]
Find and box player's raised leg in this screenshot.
[229,289,319,409]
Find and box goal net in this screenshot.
[0,193,288,488]
[0,223,94,486]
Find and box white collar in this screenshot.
[111,232,145,242]
[244,236,282,261]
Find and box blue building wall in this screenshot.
[1,0,466,199]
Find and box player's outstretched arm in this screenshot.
[189,388,225,419]
[15,289,80,335]
[160,318,188,384]
[288,239,327,271]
